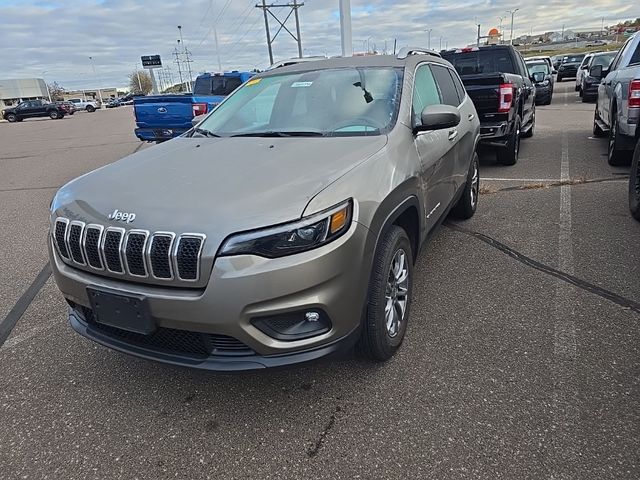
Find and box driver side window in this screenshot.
[412,65,441,125]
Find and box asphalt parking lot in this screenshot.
[1,82,639,479]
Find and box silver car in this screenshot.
[49,50,481,370]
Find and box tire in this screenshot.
[358,226,413,361]
[630,140,640,221]
[557,75,563,82]
[521,106,535,138]
[6,113,17,123]
[69,111,74,116]
[575,84,580,92]
[593,108,606,137]
[49,110,58,119]
[608,112,630,166]
[86,105,95,113]
[496,115,521,166]
[578,88,583,97]
[451,152,479,220]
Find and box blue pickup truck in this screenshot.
[133,71,254,142]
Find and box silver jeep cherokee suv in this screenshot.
[49,50,481,371]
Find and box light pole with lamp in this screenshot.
[425,28,432,50]
[507,8,520,45]
[88,56,103,106]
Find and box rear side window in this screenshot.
[431,65,461,106]
[629,41,640,66]
[442,49,516,75]
[194,76,243,96]
[449,69,466,103]
[412,65,441,123]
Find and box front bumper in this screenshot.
[50,221,372,370]
[134,127,190,142]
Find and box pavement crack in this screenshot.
[307,404,341,458]
[480,176,627,195]
[446,223,640,315]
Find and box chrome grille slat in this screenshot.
[52,217,205,286]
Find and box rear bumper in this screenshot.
[479,121,511,147]
[134,127,189,142]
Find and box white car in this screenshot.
[67,98,100,112]
[524,55,554,74]
[575,53,596,93]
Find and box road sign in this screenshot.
[141,55,162,68]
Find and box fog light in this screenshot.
[251,309,331,341]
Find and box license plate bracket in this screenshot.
[87,287,155,335]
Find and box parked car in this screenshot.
[551,55,563,71]
[133,71,254,142]
[525,55,555,74]
[442,44,536,165]
[2,99,66,122]
[68,98,100,112]
[48,50,481,370]
[105,98,121,108]
[630,134,640,220]
[527,61,554,105]
[580,51,618,102]
[56,101,76,115]
[593,31,640,165]
[557,54,586,81]
[575,53,596,92]
[587,39,608,47]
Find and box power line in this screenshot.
[255,0,304,65]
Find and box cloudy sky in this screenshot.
[1,0,637,90]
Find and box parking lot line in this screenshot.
[482,177,559,182]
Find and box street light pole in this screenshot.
[88,56,103,106]
[507,9,520,45]
[499,17,504,44]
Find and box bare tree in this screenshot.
[47,81,66,100]
[128,70,153,95]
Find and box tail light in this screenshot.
[629,79,640,108]
[498,83,514,113]
[192,103,208,117]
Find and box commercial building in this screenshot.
[0,78,49,107]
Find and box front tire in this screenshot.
[608,113,630,166]
[6,113,17,122]
[86,105,95,113]
[496,115,521,166]
[49,111,58,119]
[358,226,413,361]
[593,108,606,137]
[629,140,640,221]
[521,107,535,138]
[451,152,479,219]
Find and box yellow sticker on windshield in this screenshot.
[246,78,261,86]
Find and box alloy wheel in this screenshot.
[470,159,479,208]
[385,249,409,338]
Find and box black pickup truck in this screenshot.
[2,99,66,122]
[442,45,536,165]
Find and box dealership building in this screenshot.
[0,78,49,107]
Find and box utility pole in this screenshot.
[561,24,565,41]
[213,26,223,72]
[601,17,604,38]
[507,8,520,45]
[339,0,352,57]
[255,1,304,65]
[178,26,193,90]
[173,45,184,91]
[476,23,481,46]
[88,56,103,105]
[499,16,504,44]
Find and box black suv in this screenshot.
[557,54,586,82]
[2,99,66,122]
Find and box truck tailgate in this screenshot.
[134,95,194,129]
[458,73,506,121]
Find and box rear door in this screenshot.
[514,51,535,126]
[412,63,455,230]
[599,39,631,124]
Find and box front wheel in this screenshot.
[6,113,17,122]
[521,107,535,138]
[593,108,606,137]
[608,114,630,166]
[451,152,479,219]
[49,111,58,119]
[496,115,521,166]
[629,140,640,221]
[86,105,95,113]
[358,226,413,361]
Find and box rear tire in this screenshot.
[86,105,95,113]
[496,115,521,166]
[6,113,17,122]
[49,111,58,119]
[451,152,479,219]
[593,109,605,137]
[557,76,563,82]
[358,226,413,361]
[629,140,640,221]
[521,107,535,138]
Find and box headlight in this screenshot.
[220,200,353,258]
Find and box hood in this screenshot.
[52,135,387,254]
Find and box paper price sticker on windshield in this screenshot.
[291,81,313,88]
[246,78,262,86]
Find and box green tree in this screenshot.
[129,70,153,95]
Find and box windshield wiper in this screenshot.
[230,131,325,137]
[191,127,220,138]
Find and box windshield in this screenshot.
[527,63,549,74]
[592,53,616,67]
[197,67,403,137]
[563,55,585,64]
[441,49,516,75]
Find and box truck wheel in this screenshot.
[358,226,413,361]
[557,75,563,82]
[451,152,479,220]
[608,114,630,166]
[496,115,521,166]
[6,113,17,123]
[593,109,605,137]
[49,111,58,119]
[86,105,95,113]
[521,107,535,138]
[629,140,640,221]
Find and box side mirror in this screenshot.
[531,72,546,83]
[191,114,207,127]
[414,105,461,133]
[589,64,603,78]
[581,64,589,70]
[552,69,558,74]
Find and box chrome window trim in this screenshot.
[82,223,105,271]
[146,232,176,281]
[123,229,150,278]
[174,233,206,282]
[102,226,126,274]
[66,220,87,266]
[53,217,70,260]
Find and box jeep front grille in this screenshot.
[53,218,206,284]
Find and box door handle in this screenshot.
[448,129,458,141]
[468,113,475,121]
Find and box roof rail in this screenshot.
[396,47,442,60]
